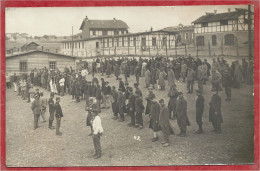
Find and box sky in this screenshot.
[5,5,249,37]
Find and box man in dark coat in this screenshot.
[159,99,170,147]
[134,66,141,85]
[145,87,155,115]
[31,94,41,130]
[187,67,195,93]
[128,87,136,127]
[117,88,126,122]
[194,89,204,134]
[48,92,55,129]
[111,86,119,120]
[168,84,178,120]
[135,92,144,129]
[209,90,223,134]
[222,63,232,101]
[103,82,111,109]
[118,78,126,93]
[55,97,64,136]
[150,99,161,142]
[134,83,142,97]
[176,92,190,137]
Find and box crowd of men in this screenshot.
[8,54,254,158]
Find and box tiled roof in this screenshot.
[193,8,247,24]
[80,19,129,30]
[162,25,194,32]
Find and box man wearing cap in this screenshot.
[128,87,136,127]
[31,94,41,130]
[150,98,161,142]
[195,89,204,134]
[209,90,222,134]
[176,92,190,137]
[111,86,119,120]
[145,87,155,115]
[135,92,145,129]
[48,92,55,129]
[159,99,170,147]
[91,106,104,159]
[55,97,63,136]
[117,88,126,122]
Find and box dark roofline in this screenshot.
[60,30,178,43]
[6,50,79,59]
[79,19,129,30]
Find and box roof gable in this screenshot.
[193,9,247,24]
[80,19,129,30]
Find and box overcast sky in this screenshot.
[6,5,249,37]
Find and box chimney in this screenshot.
[113,18,116,22]
[228,8,231,12]
[214,10,217,14]
[85,16,88,21]
[151,27,153,32]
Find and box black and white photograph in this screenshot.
[5,5,255,167]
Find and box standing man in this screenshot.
[91,108,104,159]
[128,87,136,127]
[168,84,178,120]
[222,63,232,101]
[150,99,161,142]
[135,91,145,129]
[145,87,156,116]
[176,92,190,137]
[194,89,204,134]
[159,99,170,147]
[31,94,41,130]
[117,88,126,122]
[181,61,187,82]
[39,93,47,123]
[134,83,142,97]
[167,67,175,88]
[55,97,63,136]
[13,73,18,92]
[209,90,222,134]
[111,86,119,120]
[48,92,55,129]
[187,67,195,93]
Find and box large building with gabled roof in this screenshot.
[80,16,129,39]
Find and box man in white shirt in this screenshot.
[91,111,103,159]
[59,75,65,96]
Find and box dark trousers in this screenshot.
[130,110,135,125]
[93,133,102,156]
[34,114,40,129]
[161,126,170,143]
[120,112,124,120]
[225,86,231,100]
[187,80,194,92]
[212,115,221,132]
[177,118,187,133]
[136,112,143,126]
[49,111,54,127]
[56,117,61,134]
[196,112,203,131]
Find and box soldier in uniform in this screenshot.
[176,92,190,137]
[194,89,204,134]
[39,93,47,123]
[118,78,126,93]
[135,91,144,129]
[168,84,178,120]
[111,86,119,120]
[55,97,64,136]
[145,87,155,116]
[150,99,161,142]
[48,92,55,129]
[187,67,195,93]
[128,87,136,127]
[31,94,41,130]
[159,99,170,147]
[209,90,223,134]
[117,88,126,122]
[134,83,142,97]
[222,63,232,101]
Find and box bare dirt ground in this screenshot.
[6,71,254,167]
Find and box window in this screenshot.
[152,37,156,46]
[202,22,208,27]
[133,37,136,46]
[93,30,96,36]
[114,30,119,35]
[102,30,108,36]
[112,38,114,47]
[49,61,56,70]
[20,61,27,71]
[96,42,99,48]
[196,36,205,46]
[212,35,217,46]
[116,38,119,46]
[185,33,189,40]
[122,37,124,47]
[162,37,167,46]
[107,38,109,47]
[75,42,77,48]
[220,20,228,26]
[82,42,84,49]
[224,34,235,45]
[141,37,146,47]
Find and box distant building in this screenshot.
[192,8,254,56]
[79,16,129,39]
[21,42,40,52]
[162,24,195,47]
[60,30,178,58]
[6,50,77,75]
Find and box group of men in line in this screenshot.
[8,54,253,158]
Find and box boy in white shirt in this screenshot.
[91,110,103,159]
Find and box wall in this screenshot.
[6,51,76,75]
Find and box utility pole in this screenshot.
[72,26,74,56]
[248,5,252,60]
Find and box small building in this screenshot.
[21,42,40,52]
[80,16,129,39]
[60,30,178,58]
[192,8,254,57]
[162,24,195,47]
[6,50,77,75]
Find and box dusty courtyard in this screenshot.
[6,71,254,167]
